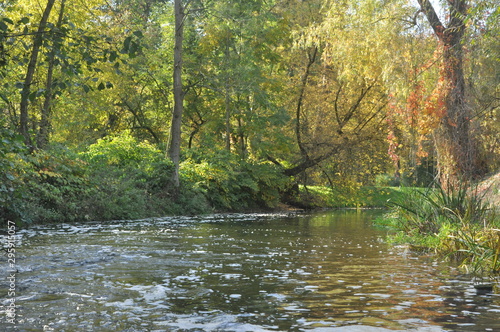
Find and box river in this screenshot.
[1,210,500,331]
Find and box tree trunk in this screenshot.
[168,0,185,190]
[38,0,66,150]
[295,46,318,158]
[417,0,481,187]
[224,38,231,152]
[224,81,231,151]
[19,0,56,149]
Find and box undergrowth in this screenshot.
[2,133,290,225]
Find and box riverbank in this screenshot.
[477,171,500,210]
[1,135,405,226]
[3,130,497,228]
[291,185,406,209]
[380,171,500,275]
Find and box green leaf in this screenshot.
[3,17,14,25]
[109,51,118,62]
[18,17,30,25]
[122,36,132,53]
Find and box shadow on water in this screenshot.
[1,210,500,331]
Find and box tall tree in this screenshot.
[168,0,185,189]
[37,0,66,149]
[416,0,482,186]
[19,0,56,148]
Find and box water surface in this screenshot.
[1,211,500,331]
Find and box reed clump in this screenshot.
[383,179,500,275]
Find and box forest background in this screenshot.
[0,0,498,225]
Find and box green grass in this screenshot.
[378,180,500,275]
[297,185,408,209]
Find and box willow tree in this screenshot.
[417,0,483,186]
[279,0,406,180]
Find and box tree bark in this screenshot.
[20,0,56,149]
[168,0,185,190]
[295,46,318,158]
[417,0,481,187]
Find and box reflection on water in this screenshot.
[1,211,500,331]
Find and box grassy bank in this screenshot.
[378,176,500,275]
[294,185,407,209]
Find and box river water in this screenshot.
[1,210,500,331]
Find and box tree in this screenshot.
[168,0,185,190]
[19,0,56,148]
[37,0,66,149]
[181,0,291,159]
[416,0,483,186]
[276,0,398,181]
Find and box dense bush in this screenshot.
[80,133,210,220]
[23,148,91,223]
[181,150,288,211]
[1,133,291,224]
[0,127,29,223]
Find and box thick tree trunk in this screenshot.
[168,0,184,190]
[19,0,56,149]
[435,37,478,186]
[417,0,481,187]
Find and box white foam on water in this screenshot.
[154,313,277,331]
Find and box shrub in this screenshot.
[0,127,28,223]
[81,132,165,168]
[20,147,91,224]
[79,133,180,220]
[181,151,288,210]
[374,173,400,187]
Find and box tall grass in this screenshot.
[384,180,499,275]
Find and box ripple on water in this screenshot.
[3,211,500,331]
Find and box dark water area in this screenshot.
[1,211,500,331]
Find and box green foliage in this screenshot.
[80,133,210,219]
[181,150,288,210]
[382,180,500,274]
[386,181,492,236]
[82,132,163,167]
[0,126,28,223]
[81,133,174,219]
[374,174,400,187]
[296,185,405,209]
[22,147,91,224]
[438,224,500,275]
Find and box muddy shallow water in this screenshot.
[1,210,500,331]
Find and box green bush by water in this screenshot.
[2,133,291,225]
